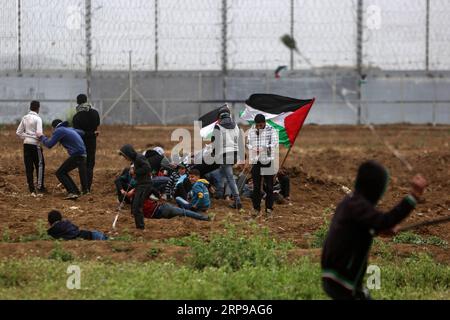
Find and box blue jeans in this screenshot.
[91,230,108,240]
[175,196,208,211]
[152,176,170,192]
[154,203,208,221]
[218,164,241,205]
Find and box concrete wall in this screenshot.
[1,70,449,125]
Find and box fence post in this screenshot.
[154,0,159,71]
[221,0,228,100]
[162,99,167,125]
[198,72,202,119]
[290,0,294,70]
[129,51,133,125]
[356,0,364,125]
[425,0,430,72]
[17,0,22,72]
[85,0,92,99]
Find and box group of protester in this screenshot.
[113,105,286,230]
[15,97,428,300]
[16,94,99,199]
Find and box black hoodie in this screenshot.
[321,161,417,292]
[119,144,151,185]
[47,220,92,240]
[73,103,100,139]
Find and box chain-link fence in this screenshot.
[1,0,450,72]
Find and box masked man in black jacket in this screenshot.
[321,160,427,300]
[72,94,100,193]
[119,144,153,230]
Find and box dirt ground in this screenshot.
[0,124,449,263]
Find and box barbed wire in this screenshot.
[0,0,449,72]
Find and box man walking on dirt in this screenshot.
[72,94,100,193]
[16,100,46,196]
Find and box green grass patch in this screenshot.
[0,253,448,299]
[18,220,52,242]
[48,242,74,262]
[109,229,134,242]
[0,225,448,299]
[393,232,448,248]
[147,248,161,259]
[309,218,330,249]
[1,228,13,243]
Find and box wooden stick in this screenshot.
[397,216,450,232]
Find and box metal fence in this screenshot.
[1,69,449,125]
[1,0,450,73]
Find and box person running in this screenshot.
[72,94,100,193]
[211,104,243,209]
[16,100,46,196]
[321,160,427,300]
[38,119,88,200]
[247,114,278,217]
[119,144,152,230]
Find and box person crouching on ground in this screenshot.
[119,144,152,230]
[115,164,137,204]
[38,119,88,200]
[321,160,427,300]
[47,210,107,240]
[175,169,210,212]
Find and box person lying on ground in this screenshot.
[119,144,152,230]
[176,169,210,212]
[47,210,108,240]
[38,120,88,200]
[142,194,209,221]
[114,164,137,204]
[321,160,427,300]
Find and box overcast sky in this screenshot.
[0,0,449,71]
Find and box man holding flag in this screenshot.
[247,114,278,216]
[240,94,315,215]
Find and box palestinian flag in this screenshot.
[240,94,315,148]
[199,106,223,139]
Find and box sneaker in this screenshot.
[64,193,79,200]
[30,192,37,197]
[265,208,273,217]
[81,190,90,196]
[228,202,242,210]
[252,209,261,217]
[37,187,48,194]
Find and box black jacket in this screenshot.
[47,220,92,240]
[120,144,152,185]
[321,161,417,291]
[73,103,100,139]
